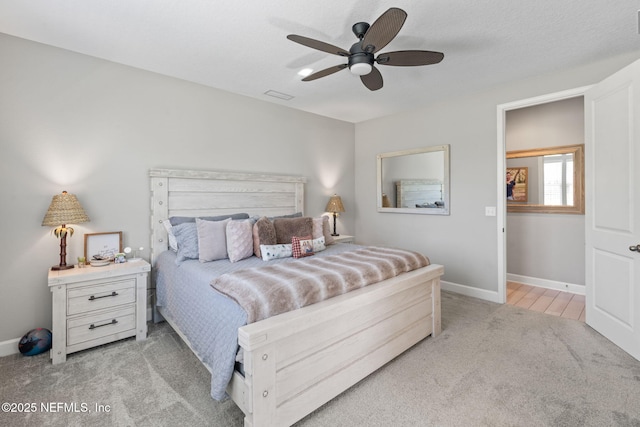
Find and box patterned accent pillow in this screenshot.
[312,236,326,253]
[226,220,254,263]
[196,218,230,262]
[292,235,314,258]
[172,222,198,264]
[253,217,277,258]
[260,244,292,261]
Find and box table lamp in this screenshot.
[325,194,345,236]
[42,191,90,270]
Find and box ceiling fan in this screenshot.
[287,7,444,91]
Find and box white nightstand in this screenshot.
[48,259,150,364]
[332,235,355,244]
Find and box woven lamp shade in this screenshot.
[325,194,345,213]
[42,191,90,226]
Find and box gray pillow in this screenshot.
[267,212,303,220]
[196,218,231,262]
[173,222,199,264]
[169,213,249,226]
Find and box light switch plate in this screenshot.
[485,206,497,216]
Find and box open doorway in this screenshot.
[496,86,591,305]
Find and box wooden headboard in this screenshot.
[149,168,306,266]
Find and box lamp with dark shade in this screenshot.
[42,191,90,270]
[325,194,345,236]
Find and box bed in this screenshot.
[395,179,445,208]
[149,168,444,427]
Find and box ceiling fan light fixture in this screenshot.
[298,68,314,77]
[350,62,372,76]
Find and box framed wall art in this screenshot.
[84,231,123,262]
[506,167,528,203]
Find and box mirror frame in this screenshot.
[377,144,450,215]
[506,144,584,214]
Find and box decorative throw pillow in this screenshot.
[312,217,323,240]
[322,216,335,245]
[292,235,314,258]
[172,222,199,264]
[253,217,277,258]
[226,219,254,263]
[273,217,313,244]
[196,218,230,262]
[260,244,292,261]
[312,236,326,253]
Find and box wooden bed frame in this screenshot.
[149,168,443,427]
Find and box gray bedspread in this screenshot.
[154,243,361,400]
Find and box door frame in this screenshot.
[495,85,592,303]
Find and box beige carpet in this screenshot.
[1,291,640,426]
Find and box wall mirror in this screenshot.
[506,144,584,214]
[377,144,450,215]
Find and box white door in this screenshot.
[585,58,640,360]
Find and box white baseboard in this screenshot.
[507,273,585,295]
[3,278,577,358]
[441,280,502,303]
[0,337,20,357]
[2,308,155,359]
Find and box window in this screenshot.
[543,153,573,206]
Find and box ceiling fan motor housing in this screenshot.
[348,41,374,75]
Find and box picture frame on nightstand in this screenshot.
[84,231,123,263]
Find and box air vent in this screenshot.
[264,90,294,101]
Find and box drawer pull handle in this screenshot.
[89,319,118,330]
[88,291,118,301]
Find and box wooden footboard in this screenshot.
[227,263,443,427]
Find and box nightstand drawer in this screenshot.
[67,278,136,315]
[67,305,136,346]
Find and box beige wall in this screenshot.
[2,29,639,345]
[0,34,355,343]
[506,97,585,286]
[354,51,640,298]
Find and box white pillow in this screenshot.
[313,216,335,245]
[196,218,230,262]
[260,244,292,261]
[312,236,326,253]
[163,219,178,252]
[226,220,254,263]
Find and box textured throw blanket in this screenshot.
[211,246,430,324]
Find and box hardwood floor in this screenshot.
[507,281,585,322]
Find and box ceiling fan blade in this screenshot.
[287,34,349,56]
[361,8,407,53]
[302,64,348,81]
[360,66,383,91]
[377,50,444,66]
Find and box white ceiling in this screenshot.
[1,1,638,123]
